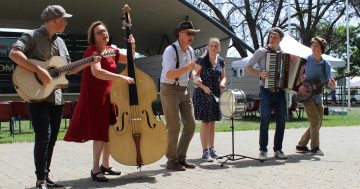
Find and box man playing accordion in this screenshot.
[245,27,287,161]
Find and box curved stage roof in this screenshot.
[0,0,253,56]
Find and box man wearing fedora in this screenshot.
[160,20,200,171]
[9,5,95,189]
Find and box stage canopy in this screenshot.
[0,0,253,56]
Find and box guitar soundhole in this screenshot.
[47,67,60,79]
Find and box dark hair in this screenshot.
[311,37,327,54]
[87,20,107,45]
[269,27,284,39]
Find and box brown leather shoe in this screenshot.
[166,162,185,171]
[179,160,196,169]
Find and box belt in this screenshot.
[161,82,187,90]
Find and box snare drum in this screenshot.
[219,89,247,118]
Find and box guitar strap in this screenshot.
[171,44,193,86]
[55,39,71,64]
[264,45,277,53]
[322,59,327,80]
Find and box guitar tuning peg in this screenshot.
[122,19,125,29]
[122,20,132,28]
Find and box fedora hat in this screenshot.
[173,20,200,38]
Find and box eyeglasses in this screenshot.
[180,32,196,37]
[94,29,107,35]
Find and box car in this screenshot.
[350,89,360,104]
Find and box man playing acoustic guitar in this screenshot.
[296,37,336,156]
[9,5,99,189]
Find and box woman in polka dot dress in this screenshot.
[192,38,226,162]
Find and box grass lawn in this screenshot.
[1,108,359,144]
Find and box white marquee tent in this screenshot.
[232,35,346,70]
[350,77,360,88]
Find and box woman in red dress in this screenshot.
[64,21,135,182]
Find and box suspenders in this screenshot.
[171,44,193,86]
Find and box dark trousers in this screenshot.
[29,102,63,180]
[259,86,286,152]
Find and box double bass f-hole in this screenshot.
[116,112,128,132]
[142,110,156,128]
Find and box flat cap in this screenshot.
[41,5,72,21]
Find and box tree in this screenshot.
[196,0,248,57]
[190,0,359,58]
[291,0,347,47]
[350,0,360,17]
[321,24,360,72]
[192,0,286,56]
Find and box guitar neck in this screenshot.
[58,56,94,73]
[322,74,349,85]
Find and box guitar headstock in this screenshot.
[99,49,116,58]
[333,70,358,81]
[345,70,358,78]
[122,4,132,29]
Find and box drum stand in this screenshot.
[217,117,264,167]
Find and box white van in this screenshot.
[350,89,360,104]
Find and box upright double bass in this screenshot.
[108,5,167,167]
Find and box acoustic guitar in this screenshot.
[293,70,356,103]
[12,49,115,102]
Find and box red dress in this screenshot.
[64,45,120,142]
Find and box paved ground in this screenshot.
[1,126,360,189]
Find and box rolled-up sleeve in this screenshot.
[11,32,33,54]
[162,46,176,77]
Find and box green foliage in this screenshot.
[198,110,360,132]
[151,99,163,115]
[1,110,360,143]
[317,24,360,73]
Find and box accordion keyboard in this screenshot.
[264,53,280,91]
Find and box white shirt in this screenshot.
[160,40,195,86]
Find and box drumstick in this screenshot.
[210,93,219,102]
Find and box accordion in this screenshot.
[264,52,306,92]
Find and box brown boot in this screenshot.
[166,162,185,171]
[179,160,196,169]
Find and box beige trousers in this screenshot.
[160,83,196,163]
[298,100,324,149]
